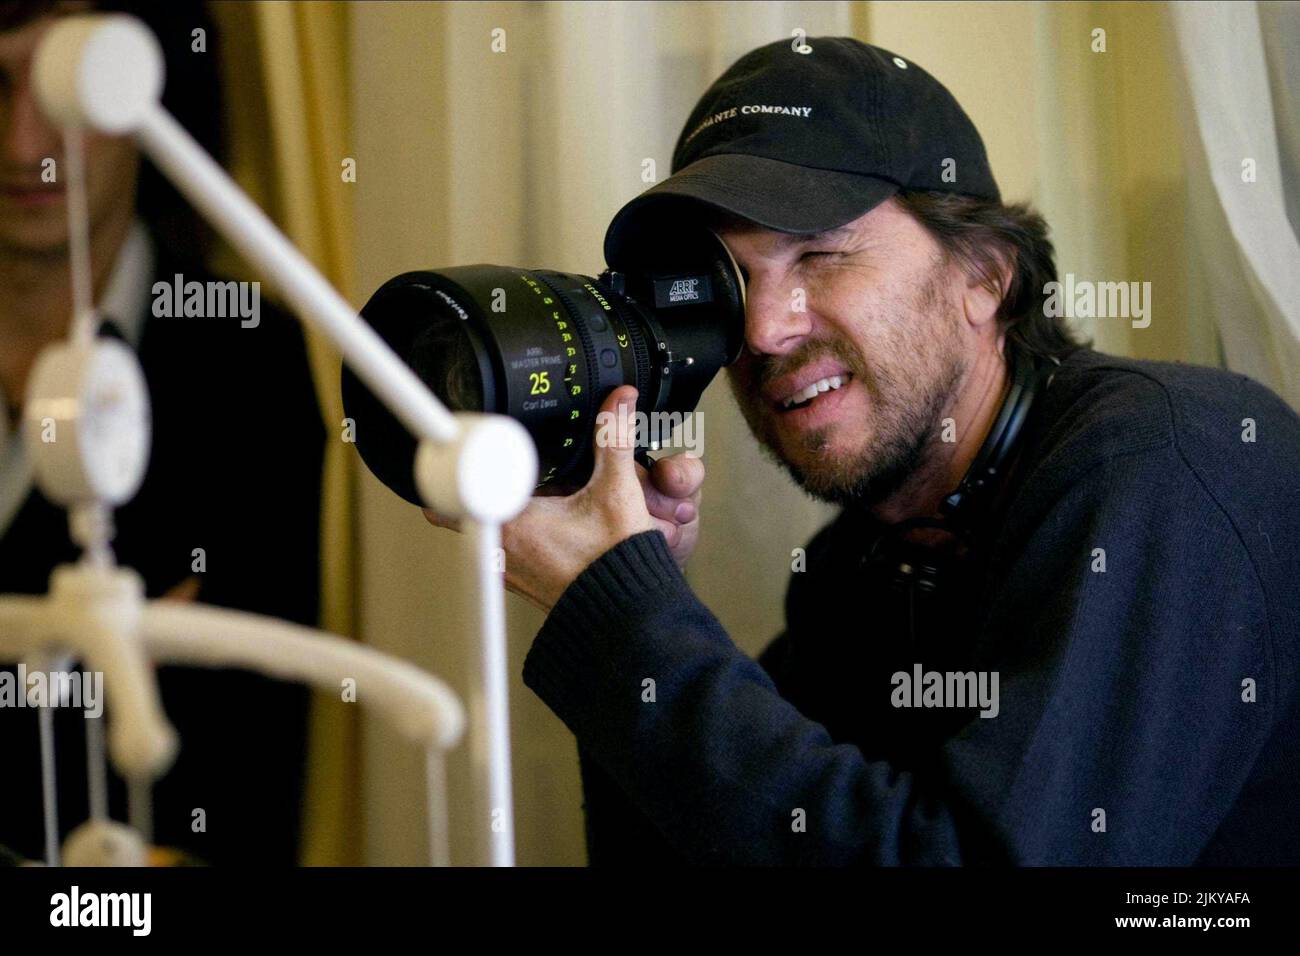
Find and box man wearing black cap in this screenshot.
[452,37,1300,864]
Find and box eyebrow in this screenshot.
[771,225,856,248]
[705,209,857,246]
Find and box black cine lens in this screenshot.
[341,229,745,505]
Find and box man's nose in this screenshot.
[742,273,813,356]
[2,66,62,167]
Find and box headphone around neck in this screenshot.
[863,345,1058,628]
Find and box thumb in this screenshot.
[590,385,641,488]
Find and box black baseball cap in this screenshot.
[603,36,1000,268]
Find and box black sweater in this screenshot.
[522,348,1300,865]
[0,246,324,865]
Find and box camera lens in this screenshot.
[341,228,744,505]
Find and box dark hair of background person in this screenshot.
[895,190,1089,362]
[0,0,224,263]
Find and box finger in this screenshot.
[589,385,640,489]
[638,464,687,523]
[650,453,705,500]
[421,507,462,533]
[650,514,683,550]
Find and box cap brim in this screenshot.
[603,153,899,268]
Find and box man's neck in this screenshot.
[0,211,132,406]
[871,341,1010,526]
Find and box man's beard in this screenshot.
[728,270,966,509]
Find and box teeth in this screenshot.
[781,374,848,408]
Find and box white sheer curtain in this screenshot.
[1171,0,1300,410]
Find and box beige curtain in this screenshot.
[210,0,361,866]
[870,0,1219,366]
[213,0,1233,864]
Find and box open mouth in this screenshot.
[778,372,853,412]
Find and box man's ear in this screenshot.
[960,247,1014,331]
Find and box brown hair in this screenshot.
[894,190,1088,361]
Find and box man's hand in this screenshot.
[423,385,705,613]
[637,438,704,569]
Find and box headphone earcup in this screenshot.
[863,523,975,648]
[858,346,1054,642]
[866,533,945,594]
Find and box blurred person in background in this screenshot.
[0,0,324,865]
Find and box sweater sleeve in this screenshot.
[522,447,1275,865]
